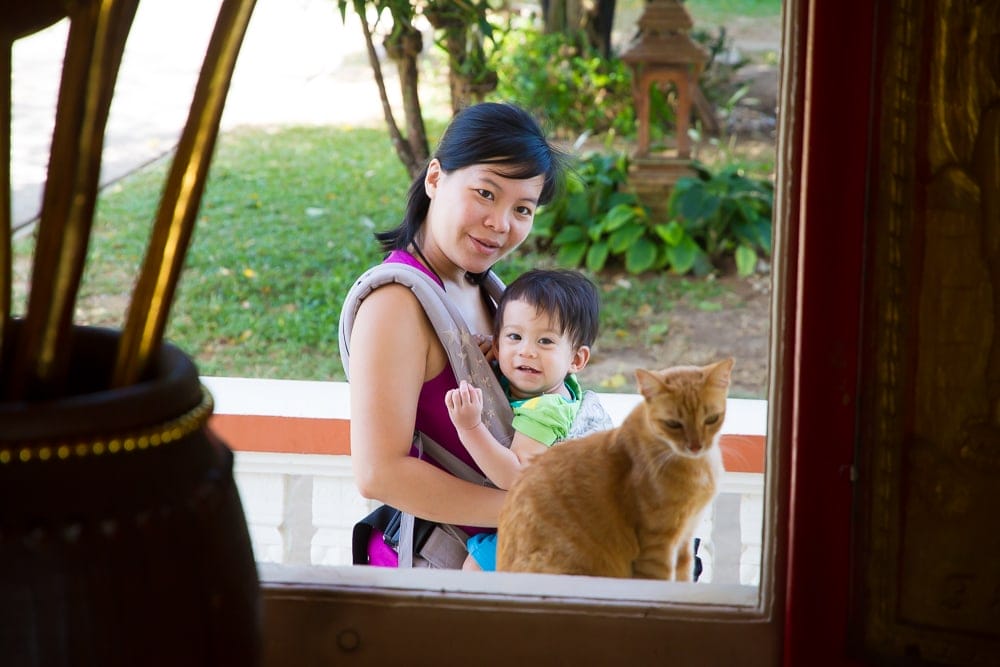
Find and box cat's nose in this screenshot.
[688,441,703,453]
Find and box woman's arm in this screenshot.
[445,380,547,490]
[348,284,507,527]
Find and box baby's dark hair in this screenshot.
[496,269,600,350]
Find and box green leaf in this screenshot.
[601,203,639,233]
[665,235,702,274]
[654,220,685,246]
[565,173,586,194]
[586,218,605,242]
[532,208,557,239]
[586,240,610,272]
[566,194,590,223]
[735,245,758,277]
[752,219,773,254]
[552,225,586,245]
[608,222,647,253]
[607,190,640,209]
[625,238,657,274]
[670,180,710,221]
[556,240,588,268]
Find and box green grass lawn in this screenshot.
[615,0,782,42]
[689,0,782,21]
[12,122,760,385]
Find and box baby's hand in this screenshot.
[445,380,484,431]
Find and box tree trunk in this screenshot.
[354,10,421,178]
[440,26,466,115]
[593,0,616,57]
[542,0,567,33]
[453,70,499,112]
[386,26,429,172]
[544,0,617,57]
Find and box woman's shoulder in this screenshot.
[353,280,428,326]
[345,280,436,371]
[342,255,439,319]
[340,255,424,325]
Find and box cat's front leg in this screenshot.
[674,539,695,582]
[632,539,674,580]
[632,555,672,580]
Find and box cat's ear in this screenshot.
[635,368,665,399]
[706,357,735,388]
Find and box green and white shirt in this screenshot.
[503,374,583,447]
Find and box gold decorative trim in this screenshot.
[867,0,917,647]
[0,385,214,464]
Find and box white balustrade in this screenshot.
[210,376,766,584]
[233,451,763,584]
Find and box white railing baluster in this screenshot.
[280,474,315,565]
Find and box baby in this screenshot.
[445,268,604,571]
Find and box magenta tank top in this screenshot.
[383,250,491,487]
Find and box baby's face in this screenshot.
[495,299,584,400]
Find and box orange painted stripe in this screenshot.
[213,413,765,473]
[209,414,351,455]
[720,434,766,473]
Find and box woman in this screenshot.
[342,102,566,567]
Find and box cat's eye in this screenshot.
[663,419,683,430]
[704,414,720,425]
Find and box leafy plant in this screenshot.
[667,163,774,276]
[536,153,773,277]
[532,152,703,275]
[491,25,635,139]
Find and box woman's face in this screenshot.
[423,159,545,277]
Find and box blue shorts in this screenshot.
[466,532,497,571]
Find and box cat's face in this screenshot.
[635,358,734,458]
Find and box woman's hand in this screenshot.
[474,333,495,364]
[445,380,484,431]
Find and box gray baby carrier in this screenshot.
[339,262,612,569]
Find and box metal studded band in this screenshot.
[0,385,214,465]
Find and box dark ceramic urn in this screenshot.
[0,324,260,665]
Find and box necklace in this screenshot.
[410,241,445,290]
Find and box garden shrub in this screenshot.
[667,163,773,276]
[491,26,636,139]
[537,152,773,277]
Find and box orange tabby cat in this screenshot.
[496,357,734,580]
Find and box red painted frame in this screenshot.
[780,1,880,664]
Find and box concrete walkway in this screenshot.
[10,0,391,230]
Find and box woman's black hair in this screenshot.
[375,103,566,273]
[495,269,600,350]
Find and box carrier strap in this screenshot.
[339,262,514,567]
